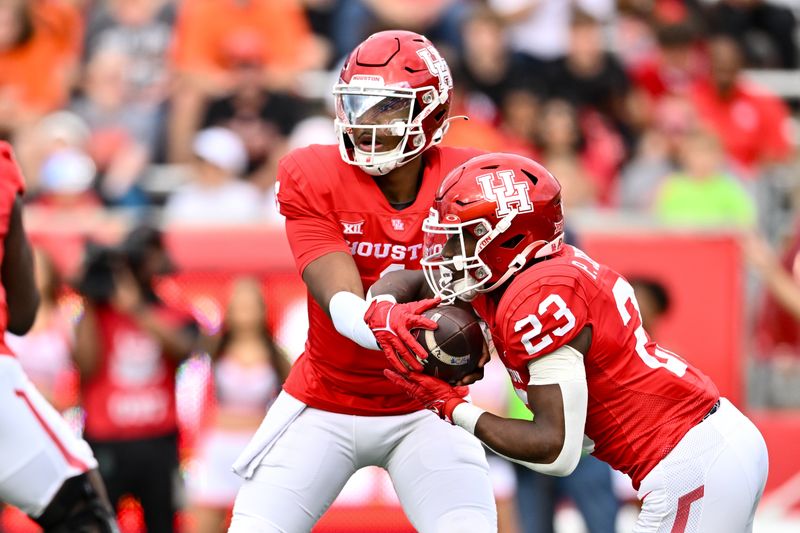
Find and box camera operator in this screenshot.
[73,226,196,533]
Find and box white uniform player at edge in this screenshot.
[0,142,120,533]
[228,31,497,533]
[372,152,769,533]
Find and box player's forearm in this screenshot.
[367,269,431,303]
[474,412,564,465]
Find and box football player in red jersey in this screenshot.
[228,31,497,532]
[374,152,769,533]
[0,143,119,532]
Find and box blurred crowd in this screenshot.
[4,0,800,531]
[3,0,797,226]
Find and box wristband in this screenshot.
[329,291,379,350]
[452,402,486,435]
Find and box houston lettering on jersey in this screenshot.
[347,240,424,261]
[277,144,485,415]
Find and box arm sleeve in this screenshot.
[277,154,350,275]
[482,345,588,477]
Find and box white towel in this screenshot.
[232,391,307,479]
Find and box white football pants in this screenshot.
[634,398,769,532]
[229,391,497,533]
[0,357,97,517]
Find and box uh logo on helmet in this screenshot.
[421,153,565,302]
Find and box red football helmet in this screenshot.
[333,30,453,176]
[421,153,565,301]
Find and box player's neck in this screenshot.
[373,156,424,205]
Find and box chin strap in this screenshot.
[480,240,543,294]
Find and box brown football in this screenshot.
[412,305,485,384]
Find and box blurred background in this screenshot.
[3,0,800,531]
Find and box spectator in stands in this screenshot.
[164,127,264,226]
[628,21,708,104]
[546,8,634,145]
[616,93,697,210]
[654,128,756,228]
[83,0,175,106]
[12,110,92,194]
[71,49,153,207]
[534,100,597,207]
[201,44,307,184]
[189,277,290,533]
[612,1,658,71]
[488,0,615,68]
[500,89,541,152]
[443,78,534,156]
[82,0,175,162]
[5,248,77,413]
[30,147,102,212]
[689,34,794,179]
[534,99,622,207]
[458,6,542,119]
[0,0,82,136]
[73,225,196,533]
[331,0,466,61]
[705,0,798,69]
[168,0,322,163]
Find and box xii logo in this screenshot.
[476,170,534,218]
[340,220,365,235]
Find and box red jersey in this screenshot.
[278,144,483,415]
[0,142,27,356]
[690,79,793,176]
[472,245,719,488]
[82,305,187,441]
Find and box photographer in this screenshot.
[73,226,196,533]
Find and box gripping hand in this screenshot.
[384,369,468,421]
[364,297,440,373]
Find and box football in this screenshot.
[412,305,486,384]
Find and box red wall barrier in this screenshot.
[581,232,745,405]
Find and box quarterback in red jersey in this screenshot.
[0,143,119,532]
[229,31,497,532]
[376,153,769,532]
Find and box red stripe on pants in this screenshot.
[671,485,705,533]
[15,389,89,472]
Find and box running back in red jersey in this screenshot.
[472,244,719,488]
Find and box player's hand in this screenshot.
[364,297,440,373]
[455,340,491,386]
[384,369,468,421]
[456,321,493,386]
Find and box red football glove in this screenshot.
[364,297,440,373]
[384,369,468,422]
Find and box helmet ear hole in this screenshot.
[500,234,524,249]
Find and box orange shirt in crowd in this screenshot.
[690,79,794,177]
[171,0,314,76]
[0,0,82,115]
